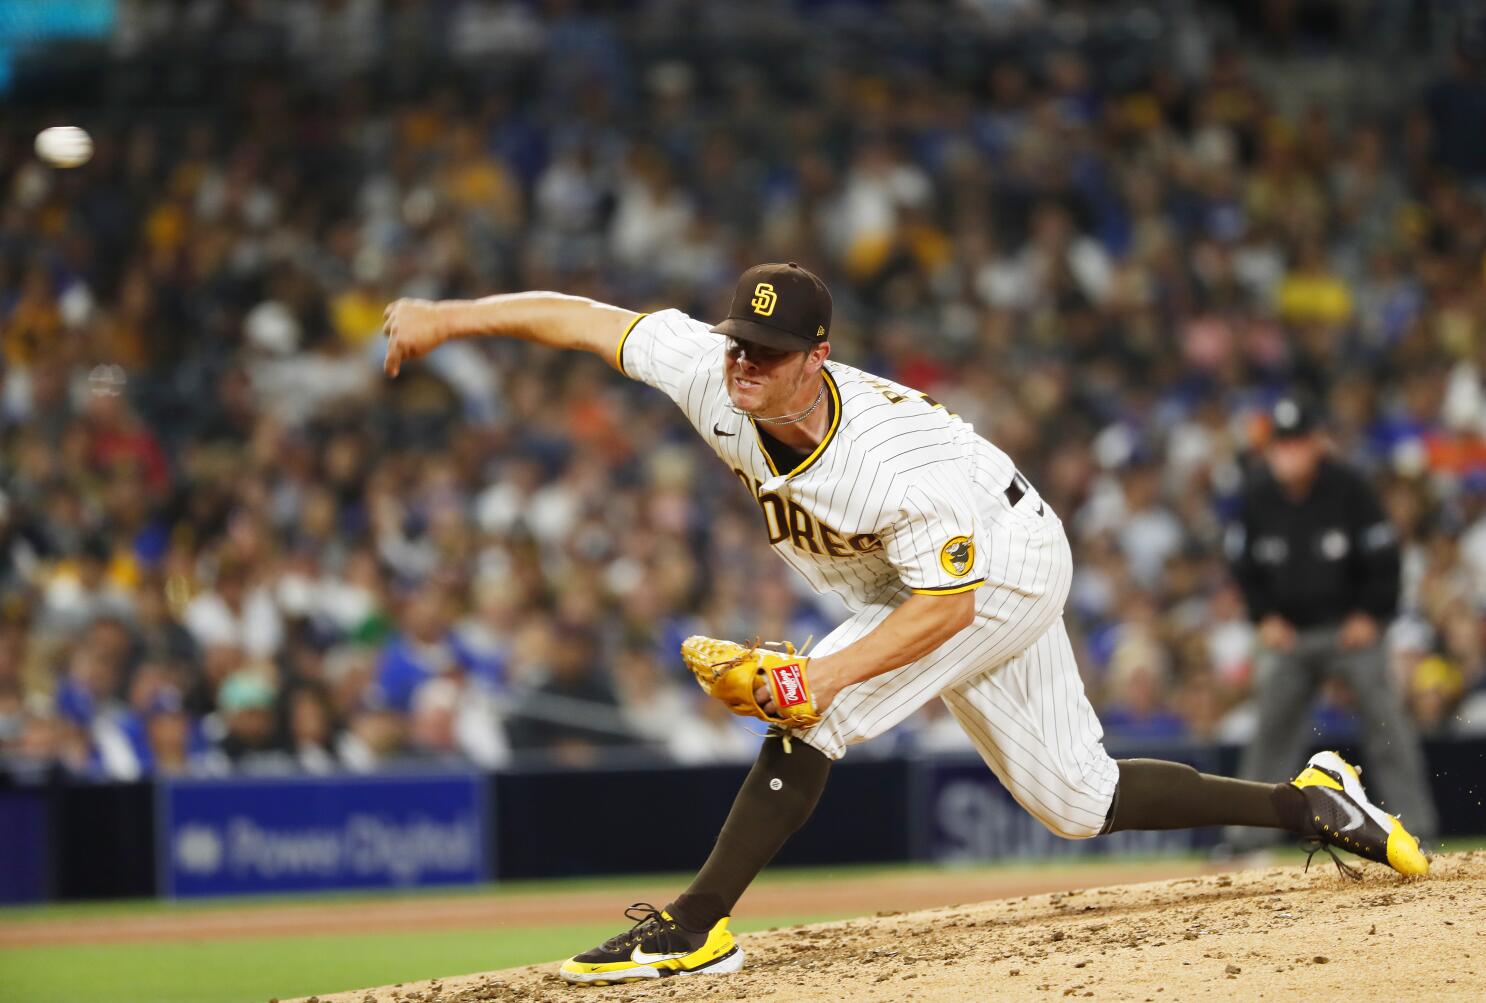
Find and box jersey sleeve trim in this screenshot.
[911,578,986,596]
[613,312,649,377]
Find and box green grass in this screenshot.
[0,866,882,1003]
[0,855,1086,1003]
[0,855,1205,1003]
[3,924,608,1003]
[0,851,1214,925]
[0,913,845,1003]
[5,841,1481,1003]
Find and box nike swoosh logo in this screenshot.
[713,425,735,437]
[631,947,688,965]
[1327,788,1366,833]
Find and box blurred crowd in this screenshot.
[4,0,1486,780]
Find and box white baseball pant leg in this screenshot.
[797,514,1118,839]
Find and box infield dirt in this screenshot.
[287,851,1486,1003]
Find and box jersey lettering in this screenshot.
[862,376,908,404]
[787,499,822,554]
[819,524,851,558]
[862,376,939,409]
[734,468,878,559]
[734,469,788,544]
[759,491,788,545]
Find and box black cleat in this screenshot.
[559,903,744,986]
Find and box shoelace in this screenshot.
[1301,837,1363,881]
[600,902,681,952]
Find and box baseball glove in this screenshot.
[681,635,821,728]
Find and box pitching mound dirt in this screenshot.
[287,852,1486,1003]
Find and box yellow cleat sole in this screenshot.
[1386,824,1429,877]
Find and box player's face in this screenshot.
[723,337,811,414]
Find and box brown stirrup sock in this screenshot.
[666,734,832,932]
[1101,759,1309,834]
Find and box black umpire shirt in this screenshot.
[1226,458,1400,629]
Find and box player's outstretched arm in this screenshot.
[382,292,640,377]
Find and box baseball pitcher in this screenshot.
[383,262,1428,987]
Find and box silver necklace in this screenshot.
[735,381,826,425]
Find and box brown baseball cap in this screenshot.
[711,262,832,352]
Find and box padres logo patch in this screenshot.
[751,282,778,316]
[940,536,974,578]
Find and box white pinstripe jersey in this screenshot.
[618,310,1044,613]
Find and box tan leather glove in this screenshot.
[681,635,822,728]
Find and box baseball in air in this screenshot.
[35,126,93,168]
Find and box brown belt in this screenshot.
[1004,472,1043,515]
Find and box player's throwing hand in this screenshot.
[382,298,447,378]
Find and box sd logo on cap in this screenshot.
[712,262,832,352]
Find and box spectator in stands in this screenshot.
[285,682,339,774]
[612,642,756,764]
[1098,631,1188,742]
[506,625,634,765]
[1,1,1485,778]
[183,560,284,662]
[337,686,408,773]
[140,687,201,776]
[0,679,22,753]
[6,706,91,779]
[213,672,291,773]
[40,537,133,635]
[407,674,509,768]
[375,582,487,712]
[131,575,199,672]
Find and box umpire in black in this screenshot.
[1225,396,1437,842]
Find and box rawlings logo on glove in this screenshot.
[682,635,821,728]
[770,663,808,707]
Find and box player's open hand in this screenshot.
[382,298,447,378]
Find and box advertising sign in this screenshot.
[920,755,1217,862]
[159,772,487,898]
[0,788,49,903]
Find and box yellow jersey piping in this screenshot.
[750,368,842,480]
[911,579,986,596]
[614,312,648,377]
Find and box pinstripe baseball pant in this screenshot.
[798,513,1120,839]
